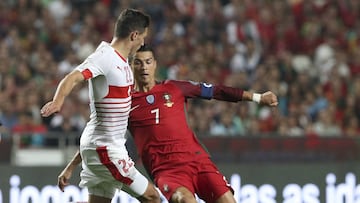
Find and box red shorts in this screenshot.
[154,157,233,203]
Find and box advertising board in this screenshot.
[0,162,359,203]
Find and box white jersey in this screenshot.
[76,42,133,148]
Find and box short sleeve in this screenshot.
[75,50,107,80]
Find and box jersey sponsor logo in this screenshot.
[146,95,155,104]
[163,93,174,107]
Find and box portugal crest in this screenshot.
[146,95,155,104]
[163,93,174,107]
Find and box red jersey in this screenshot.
[129,80,243,176]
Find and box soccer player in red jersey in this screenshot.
[58,44,278,203]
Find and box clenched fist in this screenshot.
[260,91,278,107]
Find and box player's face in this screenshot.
[132,51,156,86]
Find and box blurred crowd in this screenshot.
[0,0,360,147]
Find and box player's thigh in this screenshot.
[170,186,197,203]
[87,181,117,200]
[81,147,148,197]
[196,161,234,203]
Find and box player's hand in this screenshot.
[57,167,73,192]
[260,91,278,107]
[40,101,61,117]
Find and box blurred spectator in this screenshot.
[312,105,342,137]
[47,0,71,26]
[48,99,85,133]
[210,107,242,136]
[343,115,360,137]
[0,99,18,130]
[286,115,304,137]
[11,111,47,147]
[229,37,262,74]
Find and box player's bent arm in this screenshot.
[53,70,85,105]
[41,70,85,117]
[58,150,82,192]
[65,149,82,170]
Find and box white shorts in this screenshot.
[79,145,148,199]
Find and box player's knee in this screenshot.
[215,191,236,203]
[138,184,160,203]
[171,190,197,203]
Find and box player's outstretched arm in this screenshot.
[58,150,82,192]
[41,70,84,117]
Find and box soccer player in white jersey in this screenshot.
[40,9,160,203]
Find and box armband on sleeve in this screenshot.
[200,83,214,99]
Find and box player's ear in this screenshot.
[130,31,138,41]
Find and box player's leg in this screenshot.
[170,186,197,203]
[79,148,118,203]
[214,191,236,203]
[133,180,160,203]
[86,177,159,203]
[127,168,160,203]
[197,173,235,203]
[196,158,236,203]
[80,147,159,203]
[86,181,116,203]
[155,168,197,203]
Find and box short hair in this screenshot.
[137,44,154,53]
[129,44,155,63]
[114,9,150,39]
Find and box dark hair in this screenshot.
[137,44,154,53]
[129,44,155,63]
[114,9,150,39]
